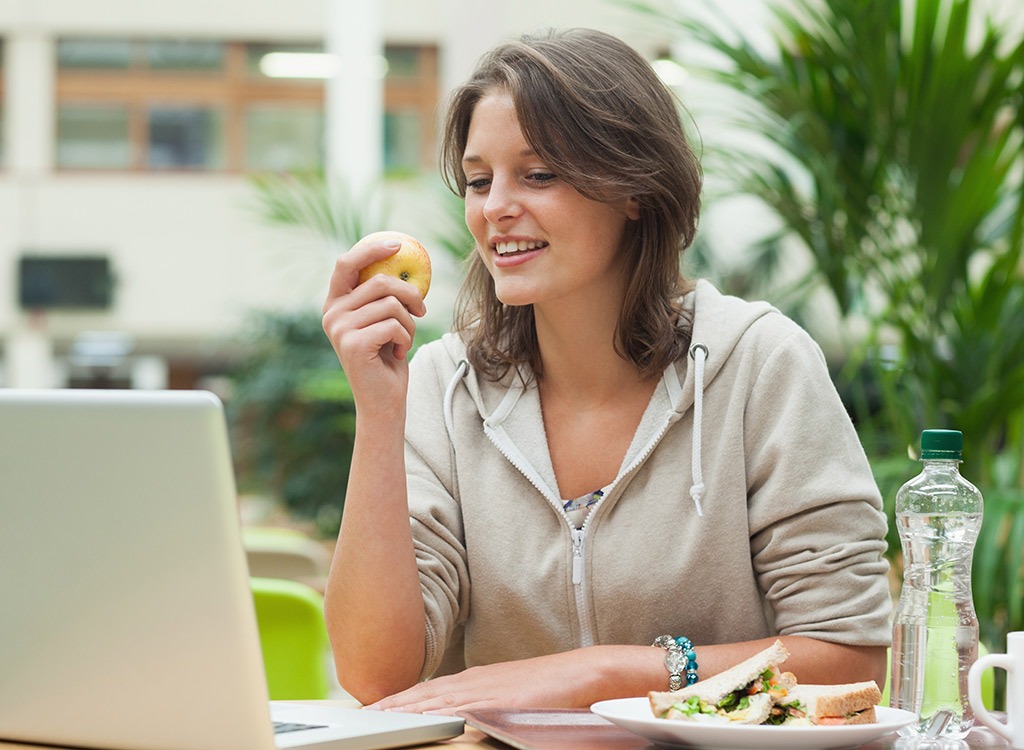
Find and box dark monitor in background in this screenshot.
[18,255,115,310]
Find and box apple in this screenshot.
[354,230,432,300]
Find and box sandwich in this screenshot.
[649,640,796,724]
[770,681,882,726]
[648,639,882,727]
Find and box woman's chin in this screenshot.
[492,284,540,308]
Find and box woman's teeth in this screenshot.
[495,240,546,256]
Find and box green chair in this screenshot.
[251,576,333,700]
[881,642,995,710]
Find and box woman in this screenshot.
[321,28,891,713]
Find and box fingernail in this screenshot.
[383,240,402,249]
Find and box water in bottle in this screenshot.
[890,429,983,739]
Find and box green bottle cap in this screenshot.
[920,429,962,460]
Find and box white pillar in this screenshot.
[7,30,55,176]
[6,324,57,388]
[324,0,383,197]
[4,31,59,389]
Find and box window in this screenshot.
[148,106,224,169]
[54,38,439,174]
[244,105,323,172]
[56,105,132,168]
[381,45,439,174]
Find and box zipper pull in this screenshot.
[571,528,585,585]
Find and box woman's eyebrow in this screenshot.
[462,148,539,165]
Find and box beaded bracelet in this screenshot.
[652,635,699,690]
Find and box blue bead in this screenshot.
[685,648,696,660]
[687,660,698,671]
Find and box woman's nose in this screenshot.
[482,177,522,224]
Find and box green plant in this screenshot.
[629,0,1024,465]
[228,310,444,536]
[232,170,473,534]
[248,170,388,250]
[625,0,1024,685]
[228,310,356,536]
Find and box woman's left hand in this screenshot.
[362,648,640,714]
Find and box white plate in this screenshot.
[590,697,917,749]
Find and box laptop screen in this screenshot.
[0,389,275,750]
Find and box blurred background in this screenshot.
[0,0,1021,687]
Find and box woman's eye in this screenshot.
[528,172,557,185]
[465,177,491,192]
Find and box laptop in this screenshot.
[0,388,463,750]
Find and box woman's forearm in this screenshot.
[584,636,886,706]
[323,410,427,703]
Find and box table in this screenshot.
[441,710,1012,749]
[0,713,1008,750]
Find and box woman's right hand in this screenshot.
[322,236,427,416]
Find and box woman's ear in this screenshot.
[625,197,641,221]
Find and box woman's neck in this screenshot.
[533,299,651,405]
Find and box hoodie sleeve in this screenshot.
[404,342,471,678]
[742,321,892,646]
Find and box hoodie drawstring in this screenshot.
[688,343,707,516]
[443,360,470,440]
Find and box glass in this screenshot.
[147,107,224,169]
[385,47,420,79]
[58,39,133,69]
[383,110,421,173]
[244,105,324,172]
[56,105,132,169]
[147,40,223,71]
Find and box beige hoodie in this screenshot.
[404,280,891,680]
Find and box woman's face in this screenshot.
[461,90,638,310]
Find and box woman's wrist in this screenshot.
[576,645,676,704]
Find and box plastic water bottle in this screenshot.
[890,429,983,739]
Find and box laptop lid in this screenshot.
[0,389,462,750]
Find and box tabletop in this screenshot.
[0,710,1009,750]
[435,707,1012,750]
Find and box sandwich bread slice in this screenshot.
[771,681,882,726]
[649,640,795,724]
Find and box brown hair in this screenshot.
[441,28,702,381]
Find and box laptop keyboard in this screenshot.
[273,721,327,735]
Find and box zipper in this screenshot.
[483,407,679,649]
[483,422,600,646]
[571,410,681,645]
[571,526,593,646]
[571,527,585,585]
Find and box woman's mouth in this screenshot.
[493,240,548,256]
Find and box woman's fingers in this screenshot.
[324,238,402,306]
[324,239,427,317]
[335,314,415,365]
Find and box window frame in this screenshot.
[54,39,439,174]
